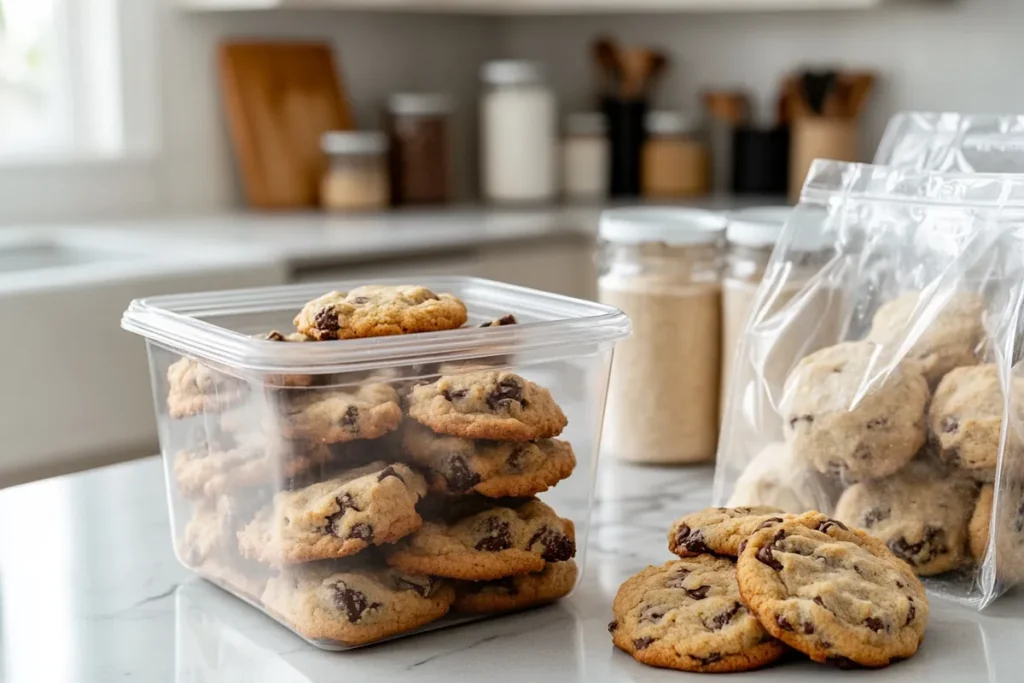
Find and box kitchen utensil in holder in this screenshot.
[731,126,789,196]
[604,97,648,197]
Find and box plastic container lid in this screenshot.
[600,207,727,246]
[121,277,631,374]
[565,112,606,137]
[387,93,452,117]
[645,111,700,137]
[726,206,794,248]
[321,131,388,156]
[481,60,547,87]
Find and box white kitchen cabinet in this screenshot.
[181,0,881,13]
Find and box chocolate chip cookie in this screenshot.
[834,461,977,576]
[173,436,333,499]
[262,564,454,646]
[867,291,985,386]
[736,517,928,668]
[452,560,577,615]
[274,384,403,444]
[386,498,576,580]
[928,364,1024,483]
[294,285,468,340]
[401,421,576,497]
[407,371,567,442]
[610,557,786,673]
[969,483,1024,585]
[238,462,427,565]
[166,357,247,419]
[726,442,844,513]
[668,506,794,558]
[260,330,318,388]
[782,341,930,484]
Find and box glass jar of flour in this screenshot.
[598,207,727,464]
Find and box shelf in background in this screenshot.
[180,0,882,15]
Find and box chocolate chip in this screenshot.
[864,617,885,632]
[480,314,517,327]
[607,620,618,633]
[639,605,665,623]
[756,545,783,571]
[813,596,826,609]
[445,456,482,492]
[339,405,359,429]
[757,517,784,531]
[394,575,437,597]
[905,598,916,625]
[314,308,340,332]
[475,518,512,551]
[896,580,905,589]
[673,525,711,555]
[708,602,741,630]
[888,526,945,567]
[528,526,576,562]
[506,446,526,472]
[789,414,814,429]
[691,653,723,666]
[866,417,890,430]
[632,637,655,651]
[941,416,959,433]
[442,388,468,402]
[331,584,381,623]
[351,296,370,304]
[738,540,748,554]
[863,507,890,527]
[486,378,523,410]
[325,494,360,534]
[664,568,691,589]
[265,330,286,341]
[776,615,795,631]
[827,656,861,670]
[349,523,374,542]
[377,466,403,483]
[686,585,711,600]
[817,519,848,534]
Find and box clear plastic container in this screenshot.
[121,277,629,649]
[597,208,726,465]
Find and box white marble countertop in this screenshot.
[2,455,1015,682]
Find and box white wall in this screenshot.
[503,1,1024,161]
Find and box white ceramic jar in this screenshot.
[480,60,557,204]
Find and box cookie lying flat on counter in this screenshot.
[736,517,928,668]
[611,556,786,673]
[402,421,576,497]
[386,498,575,580]
[407,370,568,442]
[238,462,427,565]
[669,506,795,558]
[834,461,977,576]
[262,565,454,646]
[453,560,577,615]
[294,285,468,340]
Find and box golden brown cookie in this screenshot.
[386,498,575,580]
[736,517,928,668]
[668,506,794,558]
[610,557,786,673]
[406,371,567,442]
[273,384,403,444]
[166,357,247,419]
[452,560,577,615]
[294,285,467,340]
[401,421,575,497]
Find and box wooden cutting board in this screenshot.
[219,41,353,209]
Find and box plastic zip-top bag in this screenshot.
[874,111,1024,172]
[714,159,1024,608]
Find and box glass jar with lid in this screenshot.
[721,206,834,420]
[480,60,557,204]
[320,131,390,212]
[561,112,609,202]
[641,110,709,199]
[386,93,452,205]
[598,207,727,464]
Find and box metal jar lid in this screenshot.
[321,130,388,156]
[480,60,547,87]
[387,93,453,117]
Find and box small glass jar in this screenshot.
[386,93,452,205]
[561,112,609,202]
[641,111,709,199]
[480,60,558,204]
[598,207,727,464]
[320,131,390,212]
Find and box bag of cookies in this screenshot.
[875,111,1024,172]
[714,159,1024,608]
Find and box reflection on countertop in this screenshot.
[0,455,1011,682]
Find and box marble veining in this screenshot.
[0,457,1021,682]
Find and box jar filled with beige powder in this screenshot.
[598,207,727,464]
[320,131,390,212]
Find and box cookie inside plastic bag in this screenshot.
[713,159,1024,609]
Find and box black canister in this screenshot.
[731,126,790,196]
[604,97,648,197]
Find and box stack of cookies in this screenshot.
[167,284,580,647]
[730,290,1024,588]
[611,506,929,673]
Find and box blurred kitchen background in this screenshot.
[0,0,1016,486]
